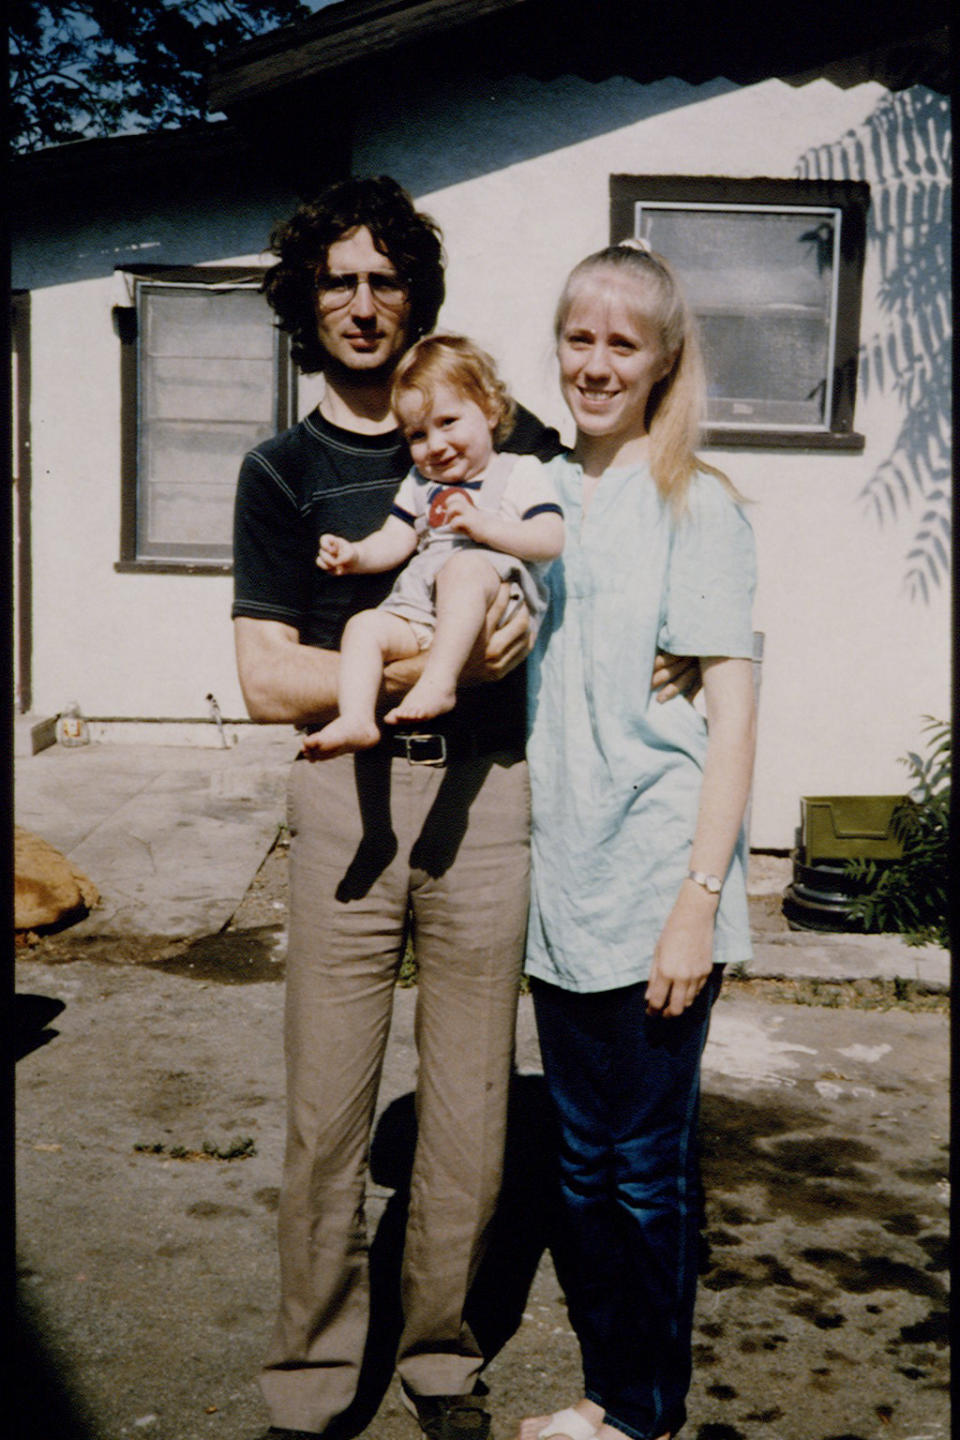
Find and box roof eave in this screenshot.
[208,0,529,109]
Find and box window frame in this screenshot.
[116,265,296,574]
[610,175,870,450]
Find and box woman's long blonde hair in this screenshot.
[555,242,743,514]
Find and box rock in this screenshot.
[14,827,99,932]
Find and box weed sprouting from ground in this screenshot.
[133,1136,256,1161]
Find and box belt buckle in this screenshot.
[401,732,447,766]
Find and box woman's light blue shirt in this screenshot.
[525,455,757,993]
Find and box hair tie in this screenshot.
[618,236,652,254]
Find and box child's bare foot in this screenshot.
[384,674,458,724]
[301,715,381,759]
[517,1400,602,1440]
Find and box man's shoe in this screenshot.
[401,1383,492,1440]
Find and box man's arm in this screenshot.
[237,589,531,722]
[234,617,341,727]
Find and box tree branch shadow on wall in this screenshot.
[797,87,952,603]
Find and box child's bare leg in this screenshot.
[385,550,501,723]
[304,610,420,758]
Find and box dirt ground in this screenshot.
[15,838,951,1440]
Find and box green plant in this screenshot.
[133,1136,257,1161]
[203,1136,257,1160]
[845,718,950,947]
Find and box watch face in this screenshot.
[706,875,722,893]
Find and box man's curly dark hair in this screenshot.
[262,176,446,374]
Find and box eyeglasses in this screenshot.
[313,270,410,311]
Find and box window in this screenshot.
[610,176,869,448]
[117,267,295,571]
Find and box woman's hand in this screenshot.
[317,533,358,574]
[648,656,755,1017]
[652,651,701,704]
[645,882,717,1017]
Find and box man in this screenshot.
[234,176,693,1440]
[233,176,562,1440]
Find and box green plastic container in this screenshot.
[800,795,905,863]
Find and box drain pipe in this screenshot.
[205,692,228,749]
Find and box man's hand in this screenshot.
[460,584,533,684]
[653,651,702,704]
[317,533,358,574]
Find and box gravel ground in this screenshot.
[15,838,950,1440]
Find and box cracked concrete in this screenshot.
[14,727,297,937]
[13,731,951,1440]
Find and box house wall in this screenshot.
[13,72,950,848]
[352,73,951,848]
[13,176,302,725]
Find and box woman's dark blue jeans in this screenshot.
[531,968,723,1440]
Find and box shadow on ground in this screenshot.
[326,1073,560,1438]
[15,1294,100,1440]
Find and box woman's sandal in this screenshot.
[537,1409,599,1440]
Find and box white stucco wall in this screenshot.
[353,74,951,848]
[24,276,245,720]
[16,72,951,848]
[15,180,302,724]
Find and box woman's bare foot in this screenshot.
[516,1401,669,1440]
[516,1399,603,1440]
[384,673,458,724]
[596,1426,669,1440]
[301,714,381,759]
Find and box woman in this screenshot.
[519,241,757,1440]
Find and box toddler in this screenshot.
[304,334,564,757]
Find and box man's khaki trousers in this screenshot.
[261,746,530,1434]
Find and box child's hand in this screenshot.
[428,487,473,528]
[317,533,357,574]
[443,492,489,542]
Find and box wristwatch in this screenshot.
[687,869,722,895]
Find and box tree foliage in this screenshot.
[9,0,311,154]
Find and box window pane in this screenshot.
[142,289,274,360]
[145,357,273,424]
[137,285,277,561]
[636,204,839,430]
[139,419,274,556]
